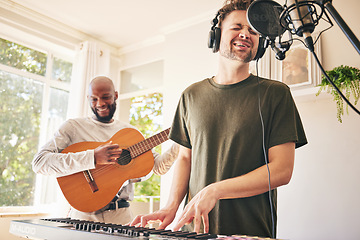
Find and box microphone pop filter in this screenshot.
[247,0,286,39]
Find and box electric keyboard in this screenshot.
[9,218,278,240]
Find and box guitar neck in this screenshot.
[128,128,171,158]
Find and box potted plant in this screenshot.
[316,65,360,123]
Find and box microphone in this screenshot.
[247,0,289,60]
[271,41,291,60]
[247,0,286,40]
[279,0,321,52]
[247,0,324,56]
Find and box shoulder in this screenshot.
[256,77,291,98]
[112,119,136,129]
[61,117,92,128]
[178,78,213,103]
[257,76,289,90]
[182,78,211,94]
[55,117,88,136]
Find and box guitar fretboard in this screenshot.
[128,128,170,158]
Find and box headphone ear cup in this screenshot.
[212,27,221,53]
[208,30,215,49]
[253,36,267,60]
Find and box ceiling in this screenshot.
[9,0,224,50]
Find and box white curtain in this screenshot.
[67,41,110,119]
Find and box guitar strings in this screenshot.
[89,129,170,175]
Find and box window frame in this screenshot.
[0,32,75,213]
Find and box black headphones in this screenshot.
[208,11,268,60]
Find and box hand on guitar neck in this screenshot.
[94,141,123,165]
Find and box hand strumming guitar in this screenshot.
[94,141,123,165]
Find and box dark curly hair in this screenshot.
[217,0,254,28]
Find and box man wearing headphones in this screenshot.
[130,0,307,238]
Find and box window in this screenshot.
[118,60,164,202]
[130,93,163,201]
[0,37,73,207]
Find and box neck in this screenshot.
[214,57,251,85]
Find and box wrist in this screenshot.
[91,149,96,166]
[206,182,221,201]
[164,197,182,211]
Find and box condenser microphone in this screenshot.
[248,0,324,55]
[280,0,322,52]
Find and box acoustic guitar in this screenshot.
[57,127,170,212]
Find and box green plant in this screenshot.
[316,65,360,123]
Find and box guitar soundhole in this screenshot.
[117,149,132,166]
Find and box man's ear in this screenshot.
[114,91,118,100]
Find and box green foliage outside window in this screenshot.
[52,57,73,83]
[0,71,42,206]
[0,37,72,206]
[0,38,47,76]
[129,93,163,202]
[0,37,48,206]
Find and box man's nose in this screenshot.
[96,98,105,107]
[239,30,250,39]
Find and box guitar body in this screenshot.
[57,128,154,213]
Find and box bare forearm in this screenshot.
[165,146,191,209]
[153,142,179,175]
[211,142,295,200]
[212,162,290,200]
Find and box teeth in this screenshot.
[235,43,246,47]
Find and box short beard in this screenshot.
[91,101,116,123]
[220,45,253,63]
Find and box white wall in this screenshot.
[162,21,219,126]
[320,0,360,69]
[277,0,360,239]
[278,95,360,239]
[121,1,360,239]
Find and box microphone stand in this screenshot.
[319,0,360,55]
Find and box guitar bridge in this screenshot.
[83,170,99,193]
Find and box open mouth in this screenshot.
[233,41,250,49]
[96,107,109,115]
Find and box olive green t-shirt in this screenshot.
[169,74,307,237]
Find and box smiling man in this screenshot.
[130,0,307,238]
[218,9,258,63]
[88,77,118,122]
[32,76,179,225]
